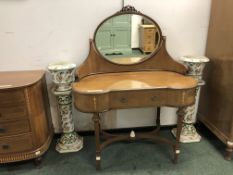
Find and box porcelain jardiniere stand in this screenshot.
[172,56,209,143]
[48,62,83,153]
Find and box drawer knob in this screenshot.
[120,98,127,103]
[2,144,10,150]
[151,96,157,101]
[0,128,6,133]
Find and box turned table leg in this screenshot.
[156,107,161,130]
[173,107,185,163]
[93,113,101,170]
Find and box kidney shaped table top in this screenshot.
[73,71,197,113]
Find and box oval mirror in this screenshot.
[94,13,162,65]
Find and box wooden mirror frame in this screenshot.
[76,6,187,80]
[93,6,163,65]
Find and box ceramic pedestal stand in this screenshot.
[172,56,209,143]
[48,62,83,153]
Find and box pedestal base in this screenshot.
[56,132,83,153]
[172,125,201,143]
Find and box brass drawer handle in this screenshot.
[0,128,6,133]
[2,144,10,150]
[120,98,127,103]
[151,96,157,101]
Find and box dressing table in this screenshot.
[72,6,197,169]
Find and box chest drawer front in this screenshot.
[144,34,155,41]
[0,107,28,122]
[143,45,155,52]
[0,90,26,105]
[144,29,155,35]
[0,134,33,154]
[143,40,154,45]
[0,120,30,137]
[0,90,28,122]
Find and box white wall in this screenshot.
[0,0,211,132]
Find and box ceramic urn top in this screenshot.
[48,62,76,71]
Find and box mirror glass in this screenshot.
[94,14,162,65]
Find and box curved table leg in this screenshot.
[93,113,101,170]
[173,106,185,163]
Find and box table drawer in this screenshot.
[110,90,166,109]
[110,89,196,109]
[0,120,30,137]
[0,134,33,154]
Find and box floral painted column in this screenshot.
[48,62,83,153]
[172,56,209,143]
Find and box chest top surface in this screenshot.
[0,70,44,90]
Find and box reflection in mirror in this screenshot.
[95,14,161,65]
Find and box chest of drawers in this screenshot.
[0,70,53,163]
[139,25,159,53]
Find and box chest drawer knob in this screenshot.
[120,97,127,103]
[0,128,6,133]
[2,144,10,150]
[151,96,157,101]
